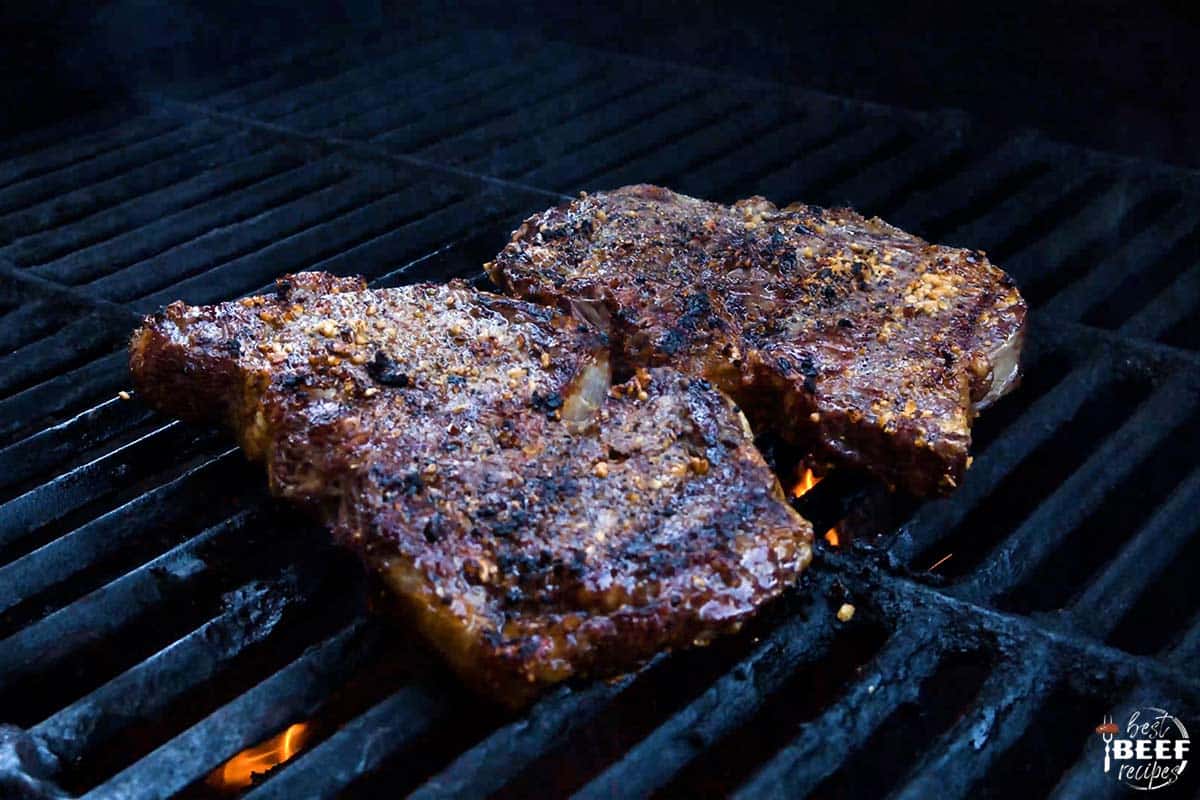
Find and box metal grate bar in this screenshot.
[76,159,358,296]
[95,172,409,304]
[934,165,1102,251]
[671,116,842,201]
[132,181,469,309]
[996,179,1152,268]
[520,89,745,192]
[752,125,906,204]
[0,421,216,553]
[1040,207,1198,321]
[0,113,184,194]
[883,135,1049,234]
[421,67,657,169]
[267,44,526,138]
[0,399,152,497]
[1045,693,1151,800]
[0,449,241,617]
[0,297,65,352]
[890,360,1099,564]
[31,154,342,287]
[1121,259,1200,344]
[230,34,474,122]
[1168,611,1200,665]
[587,103,793,193]
[32,581,299,762]
[167,30,432,108]
[1072,467,1200,635]
[730,628,943,800]
[0,133,274,256]
[307,42,576,144]
[888,657,1053,800]
[362,51,607,151]
[409,673,643,800]
[0,312,124,398]
[0,351,128,446]
[8,144,306,270]
[958,374,1199,601]
[572,610,839,799]
[960,172,1119,267]
[0,506,251,693]
[302,193,537,284]
[820,137,965,214]
[0,122,234,224]
[245,683,451,799]
[82,621,378,800]
[476,82,707,181]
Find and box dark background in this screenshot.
[1,0,1197,169]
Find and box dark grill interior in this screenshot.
[2,21,1199,799]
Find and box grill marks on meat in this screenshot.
[487,185,1027,495]
[130,273,812,705]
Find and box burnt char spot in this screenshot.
[367,350,410,387]
[838,318,854,328]
[371,466,424,497]
[222,338,242,357]
[274,278,292,301]
[531,391,563,414]
[423,513,447,543]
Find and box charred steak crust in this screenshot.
[486,184,1028,495]
[130,272,812,706]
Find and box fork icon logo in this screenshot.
[1096,708,1190,791]
[1099,714,1115,773]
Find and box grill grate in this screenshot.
[1,21,1199,799]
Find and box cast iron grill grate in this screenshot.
[1,23,1198,799]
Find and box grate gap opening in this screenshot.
[491,593,832,799]
[1001,412,1200,614]
[651,617,889,799]
[914,371,1153,580]
[1020,190,1183,306]
[1158,302,1200,352]
[0,426,228,567]
[918,160,1051,243]
[1108,519,1200,655]
[807,648,995,799]
[968,681,1111,799]
[969,347,1074,455]
[57,547,365,795]
[1080,221,1200,330]
[0,467,262,639]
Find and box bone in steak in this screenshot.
[487,185,1027,495]
[129,272,812,705]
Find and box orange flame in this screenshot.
[207,723,311,791]
[823,528,840,547]
[790,468,823,498]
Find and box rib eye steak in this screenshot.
[487,185,1027,495]
[129,272,812,705]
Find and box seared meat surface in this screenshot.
[487,185,1027,495]
[130,272,812,705]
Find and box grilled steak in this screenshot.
[487,185,1027,495]
[130,272,812,706]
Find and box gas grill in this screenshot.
[1,20,1199,799]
